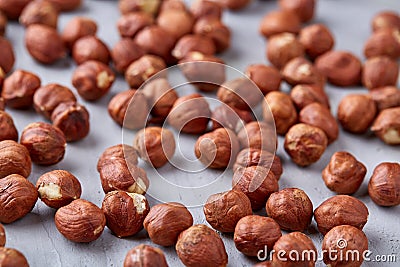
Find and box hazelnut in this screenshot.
[0,0,30,19]
[0,140,31,179]
[0,111,18,142]
[144,202,193,246]
[364,29,400,60]
[47,0,82,11]
[371,107,400,145]
[0,223,4,246]
[33,83,77,119]
[263,91,298,135]
[102,191,150,237]
[72,36,110,65]
[125,55,166,88]
[234,215,282,257]
[195,128,240,169]
[133,126,175,168]
[118,0,161,16]
[19,0,58,28]
[369,86,400,111]
[167,93,211,134]
[36,170,82,209]
[279,0,315,22]
[314,195,369,235]
[193,18,231,53]
[0,247,29,267]
[267,33,304,69]
[322,225,368,267]
[208,0,250,10]
[61,17,97,50]
[254,261,272,267]
[176,224,228,267]
[117,12,154,39]
[372,11,400,32]
[290,84,330,110]
[368,162,400,206]
[281,57,325,87]
[172,34,216,60]
[25,24,66,64]
[322,151,367,195]
[266,188,313,231]
[284,123,328,167]
[218,78,263,110]
[20,122,66,165]
[157,10,194,39]
[159,0,186,12]
[51,101,90,142]
[191,0,222,20]
[123,244,168,267]
[0,11,6,36]
[0,98,4,111]
[299,23,335,59]
[204,190,252,233]
[0,37,15,73]
[97,144,138,172]
[237,121,277,153]
[211,104,253,132]
[337,94,377,134]
[232,166,279,210]
[0,174,38,223]
[259,10,301,38]
[55,199,106,243]
[72,60,115,101]
[111,38,144,73]
[362,56,399,90]
[245,64,282,95]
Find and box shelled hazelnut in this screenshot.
[279,0,315,22]
[144,202,193,246]
[371,107,400,145]
[362,56,399,90]
[267,33,304,69]
[111,38,144,73]
[172,34,216,60]
[193,18,231,53]
[0,223,4,246]
[211,104,253,132]
[368,162,400,206]
[159,0,186,12]
[314,195,369,235]
[0,98,4,111]
[0,140,31,179]
[218,78,263,110]
[0,111,18,141]
[282,57,325,87]
[123,245,168,267]
[364,29,400,60]
[0,247,29,267]
[118,0,161,16]
[290,84,330,110]
[245,64,281,95]
[117,12,154,38]
[125,55,166,88]
[299,24,335,59]
[0,37,14,74]
[372,11,400,32]
[208,0,250,10]
[191,0,222,20]
[370,86,400,111]
[36,170,82,209]
[237,121,277,153]
[62,17,97,50]
[97,144,138,172]
[0,174,38,224]
[259,10,301,38]
[19,0,58,28]
[322,151,367,195]
[72,36,110,65]
[157,10,194,39]
[47,0,82,11]
[0,11,6,36]
[0,0,31,19]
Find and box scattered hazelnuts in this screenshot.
[193,17,231,53]
[368,162,400,206]
[0,223,4,246]
[267,33,304,69]
[111,38,144,73]
[0,111,18,141]
[0,247,29,267]
[19,0,58,28]
[281,57,325,87]
[72,36,110,65]
[259,10,301,38]
[362,56,399,90]
[279,0,315,22]
[0,37,14,74]
[371,107,400,145]
[237,121,277,153]
[290,84,330,110]
[125,55,166,88]
[363,29,400,60]
[62,17,97,50]
[123,244,168,267]
[0,140,31,179]
[372,11,400,32]
[245,64,282,95]
[211,104,253,132]
[369,86,400,111]
[117,12,154,39]
[299,23,335,59]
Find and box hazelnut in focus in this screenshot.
[259,10,301,38]
[362,56,399,90]
[299,23,335,59]
[266,33,304,69]
[0,140,31,179]
[369,86,400,111]
[62,17,97,50]
[279,0,315,22]
[368,162,400,207]
[117,12,154,39]
[371,107,400,145]
[19,0,58,28]
[123,244,168,267]
[111,38,144,73]
[281,57,325,87]
[237,121,277,153]
[211,104,253,132]
[290,84,330,110]
[72,36,110,65]
[245,64,282,95]
[0,111,18,142]
[0,247,29,267]
[97,144,138,172]
[125,55,166,88]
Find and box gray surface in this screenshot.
[3,0,400,266]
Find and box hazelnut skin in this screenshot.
[281,57,325,87]
[299,23,335,59]
[19,0,58,28]
[369,86,400,111]
[0,140,31,179]
[190,0,222,20]
[118,0,161,16]
[368,162,400,206]
[362,56,399,90]
[0,98,3,111]
[279,0,315,22]
[144,202,193,246]
[0,223,4,246]
[125,55,166,88]
[0,11,6,36]
[211,104,253,132]
[111,38,144,73]
[62,17,97,50]
[157,10,194,39]
[123,245,168,267]
[47,0,82,11]
[290,84,330,110]
[372,11,400,32]
[159,0,186,12]
[266,33,304,69]
[0,0,30,20]
[97,144,138,172]
[72,36,110,65]
[0,247,29,267]
[117,12,154,39]
[363,29,400,60]
[0,111,18,142]
[193,18,231,53]
[371,107,400,145]
[208,0,250,10]
[0,37,14,74]
[259,10,301,38]
[237,121,277,153]
[172,34,216,60]
[314,195,369,235]
[245,64,282,95]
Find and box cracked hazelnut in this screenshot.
[314,195,369,235]
[218,78,263,110]
[284,123,328,167]
[282,57,325,87]
[36,170,82,209]
[157,10,194,39]
[20,122,66,165]
[0,140,31,179]
[193,18,231,53]
[0,224,4,246]
[279,0,315,22]
[62,17,97,50]
[364,29,400,59]
[124,245,168,267]
[0,174,38,223]
[191,0,222,20]
[55,199,106,243]
[362,56,399,90]
[204,190,252,233]
[111,38,144,73]
[245,64,281,95]
[259,10,301,38]
[176,224,228,267]
[232,166,279,210]
[125,55,166,88]
[372,11,400,32]
[47,0,82,11]
[72,36,110,65]
[19,0,58,28]
[118,0,161,16]
[372,107,400,145]
[144,202,193,246]
[368,162,400,206]
[323,151,367,195]
[370,86,400,111]
[0,37,15,73]
[337,94,377,134]
[0,111,18,142]
[238,121,277,153]
[172,34,216,60]
[209,0,250,10]
[267,33,304,69]
[0,0,30,19]
[0,11,6,36]
[0,247,29,267]
[117,12,154,38]
[234,215,282,257]
[299,23,335,59]
[97,144,138,172]
[211,104,253,132]
[290,84,330,110]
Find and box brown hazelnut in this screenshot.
[234,215,282,257]
[19,0,58,28]
[117,12,154,39]
[72,60,115,101]
[279,0,315,22]
[281,57,325,87]
[314,195,369,235]
[0,247,29,267]
[322,151,367,195]
[0,98,4,111]
[232,166,279,210]
[144,202,193,246]
[368,162,400,206]
[259,10,301,38]
[290,84,330,110]
[25,24,66,64]
[254,261,273,267]
[102,191,149,237]
[211,104,253,132]
[51,101,90,142]
[322,225,368,267]
[36,170,82,209]
[208,0,250,10]
[20,122,66,165]
[299,23,335,59]
[111,38,144,73]
[55,199,106,243]
[370,86,400,111]
[167,93,211,134]
[123,244,168,267]
[172,34,216,60]
[72,36,110,65]
[193,18,231,53]
[61,17,97,50]
[125,55,166,88]
[372,11,400,32]
[371,107,400,145]
[237,121,277,153]
[364,29,400,60]
[0,174,38,223]
[0,37,15,73]
[191,0,222,20]
[0,11,6,36]
[159,0,186,13]
[157,10,194,39]
[266,188,313,231]
[118,0,161,16]
[362,56,399,90]
[47,0,82,11]
[204,190,252,233]
[0,223,4,246]
[97,144,138,172]
[218,78,263,110]
[176,224,228,267]
[0,140,31,179]
[0,0,30,19]
[267,33,304,69]
[284,123,328,167]
[133,126,175,168]
[195,128,240,169]
[33,83,77,119]
[337,94,377,134]
[0,111,18,142]
[245,64,282,95]
[263,92,298,135]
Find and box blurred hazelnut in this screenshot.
[259,10,301,38]
[290,84,330,110]
[47,0,82,11]
[124,245,168,267]
[279,0,315,22]
[125,55,166,88]
[254,261,273,267]
[368,162,400,207]
[218,78,263,110]
[0,140,31,179]
[118,0,161,16]
[0,98,4,111]
[191,0,222,20]
[0,247,29,267]
[364,29,400,60]
[111,38,144,73]
[211,104,253,132]
[208,0,250,10]
[237,121,277,153]
[194,18,231,53]
[0,111,18,141]
[370,86,400,111]
[267,33,304,69]
[157,10,194,39]
[0,0,30,19]
[299,24,335,59]
[117,12,154,38]
[372,11,400,32]
[97,144,138,172]
[159,0,186,12]
[19,0,58,28]
[72,36,110,65]
[371,107,400,145]
[0,37,15,73]
[0,12,6,36]
[282,57,325,87]
[172,34,216,60]
[62,17,97,50]
[362,56,399,90]
[0,223,4,246]
[245,64,281,95]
